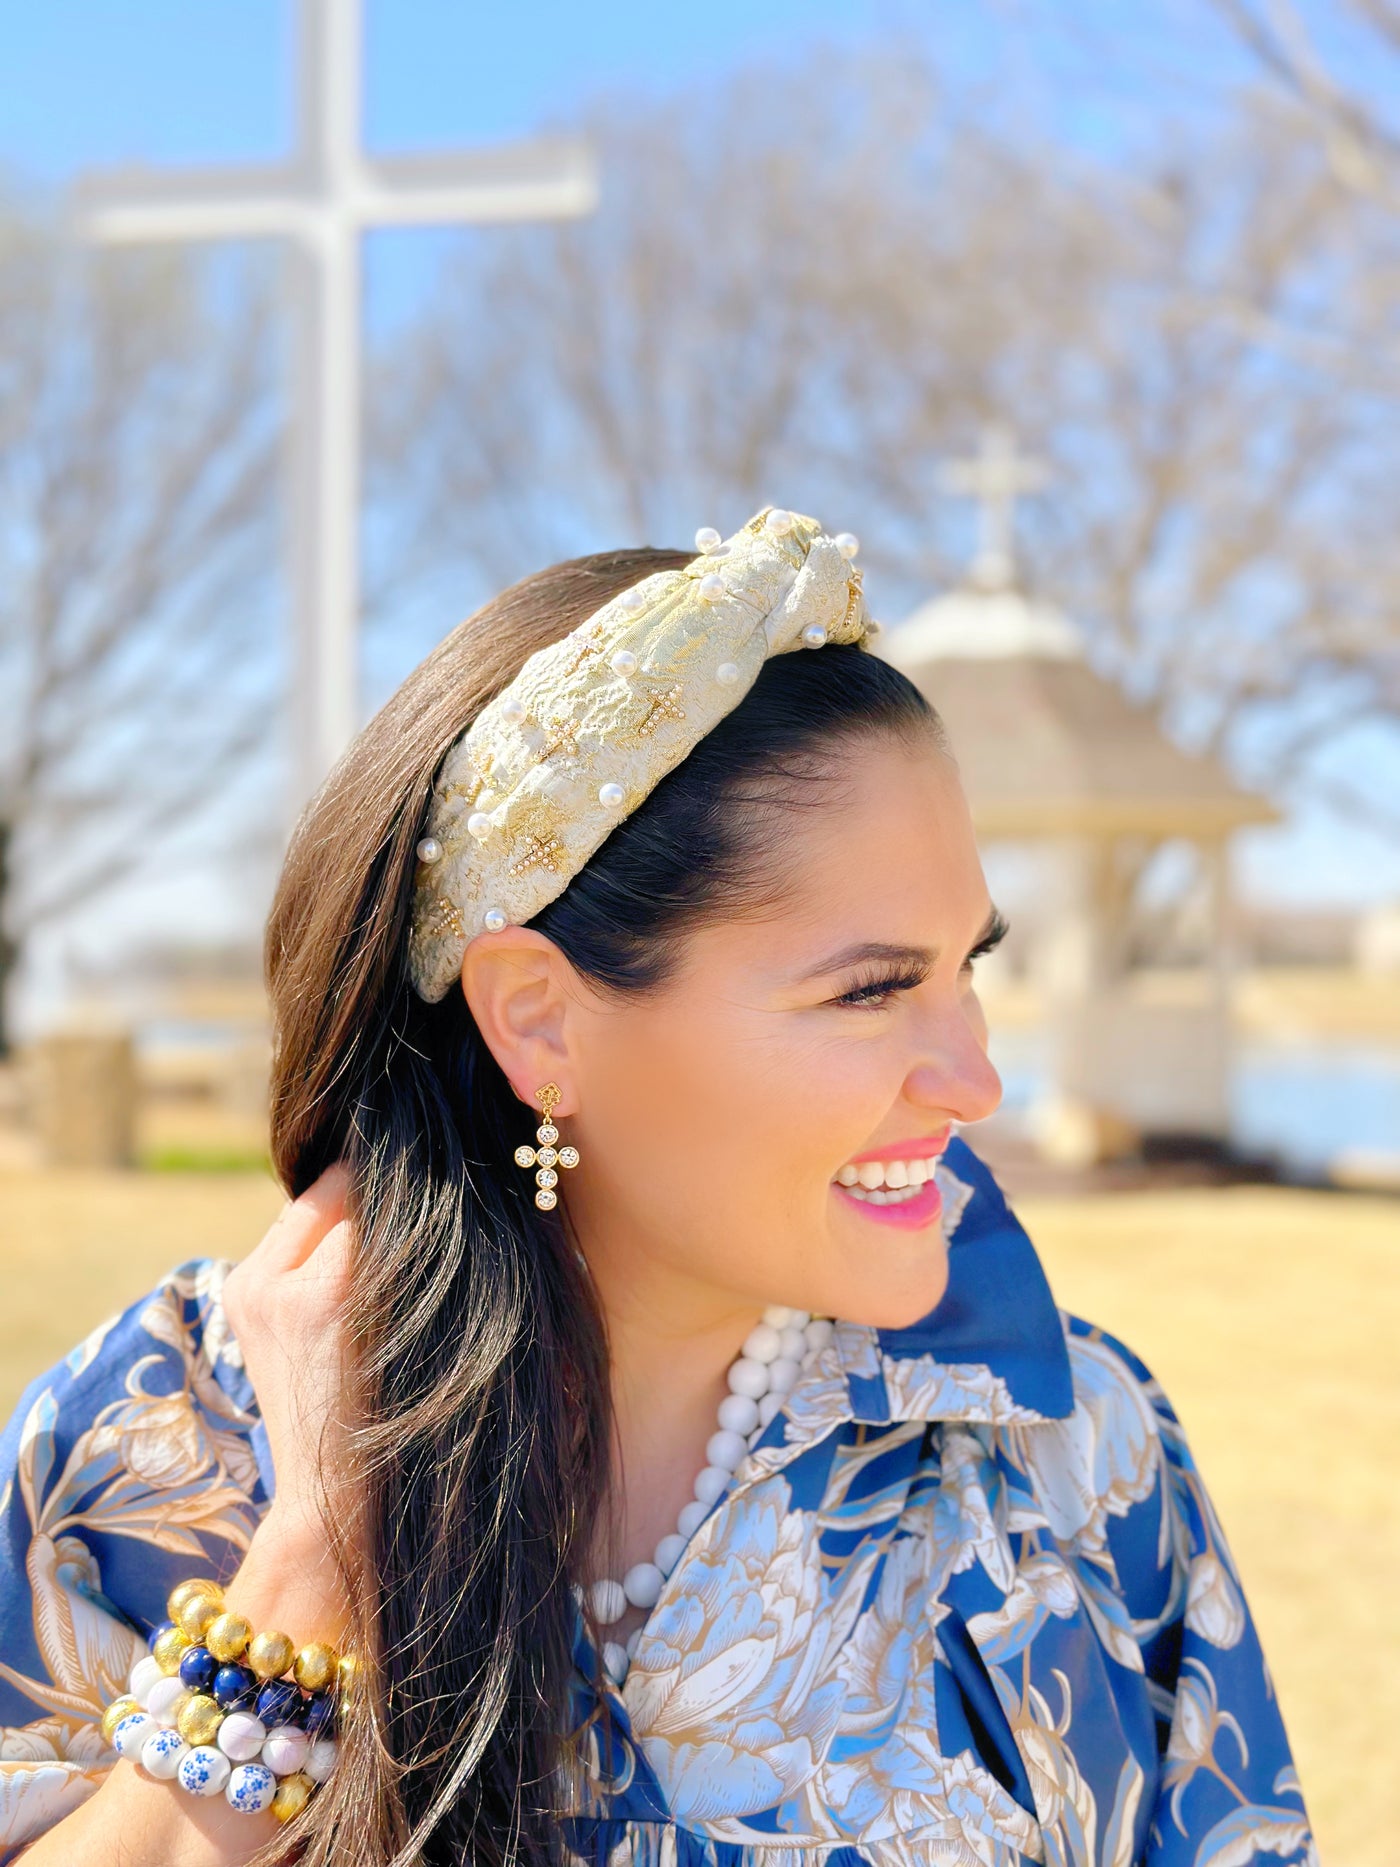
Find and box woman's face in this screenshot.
[552,730,1005,1333]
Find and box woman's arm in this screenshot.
[2,1167,359,1866]
[13,1507,349,1865]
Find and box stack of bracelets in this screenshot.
[97,1576,350,1824]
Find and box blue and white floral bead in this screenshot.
[112,1710,157,1760]
[177,1744,232,1798]
[139,1727,189,1781]
[226,1761,278,1814]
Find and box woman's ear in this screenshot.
[457,926,583,1115]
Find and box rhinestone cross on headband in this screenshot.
[407,504,874,1003]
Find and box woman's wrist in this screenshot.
[232,1503,353,1648]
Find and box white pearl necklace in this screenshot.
[577,1303,835,1687]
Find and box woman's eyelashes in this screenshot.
[832,923,1009,1010]
[833,966,928,1009]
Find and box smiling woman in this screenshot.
[0,509,1315,1867]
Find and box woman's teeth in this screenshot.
[834,1155,943,1203]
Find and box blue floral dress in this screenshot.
[0,1137,1316,1866]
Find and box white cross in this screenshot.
[74,0,597,809]
[938,423,1051,590]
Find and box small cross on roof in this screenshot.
[939,424,1052,590]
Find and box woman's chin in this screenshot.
[828,1235,951,1332]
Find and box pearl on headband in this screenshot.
[407,505,874,1003]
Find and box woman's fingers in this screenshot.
[255,1162,353,1276]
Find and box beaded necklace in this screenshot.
[577,1303,833,1687]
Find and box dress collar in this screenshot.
[735,1135,1075,1493]
[834,1133,1076,1426]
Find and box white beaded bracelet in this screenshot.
[102,1637,339,1821]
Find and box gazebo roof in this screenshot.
[879,587,1280,838]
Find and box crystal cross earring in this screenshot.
[515,1082,580,1210]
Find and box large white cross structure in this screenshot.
[939,423,1050,590]
[74,0,598,809]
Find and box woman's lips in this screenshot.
[845,1127,953,1164]
[832,1174,944,1231]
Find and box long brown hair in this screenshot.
[256,546,938,1865]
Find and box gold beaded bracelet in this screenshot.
[100,1576,354,1825]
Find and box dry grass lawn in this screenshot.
[1,1169,1394,1864]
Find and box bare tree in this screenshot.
[381,40,1400,847]
[1207,0,1400,210]
[0,207,280,1052]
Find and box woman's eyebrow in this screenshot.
[798,905,1008,981]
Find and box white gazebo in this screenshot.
[880,428,1281,1165]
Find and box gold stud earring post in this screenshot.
[514,1081,581,1209]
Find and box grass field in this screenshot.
[1,1168,1394,1864]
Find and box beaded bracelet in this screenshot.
[98,1576,353,1824]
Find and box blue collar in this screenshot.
[830,1133,1075,1428]
[723,1134,1076,1498]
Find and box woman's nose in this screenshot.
[904,1016,1004,1128]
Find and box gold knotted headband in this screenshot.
[407,503,875,1003]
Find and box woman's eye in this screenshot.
[833,970,925,1009]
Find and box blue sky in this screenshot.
[3,1,1398,1003]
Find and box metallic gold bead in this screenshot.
[175,1590,225,1641]
[153,1625,193,1675]
[336,1650,358,1719]
[101,1695,140,1744]
[248,1628,296,1680]
[167,1577,223,1623]
[292,1641,340,1693]
[176,1692,224,1747]
[169,1687,195,1728]
[271,1770,315,1824]
[205,1611,253,1664]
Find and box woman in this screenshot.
[0,508,1314,1867]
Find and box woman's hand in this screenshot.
[222,1163,357,1552]
[14,1172,367,1865]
